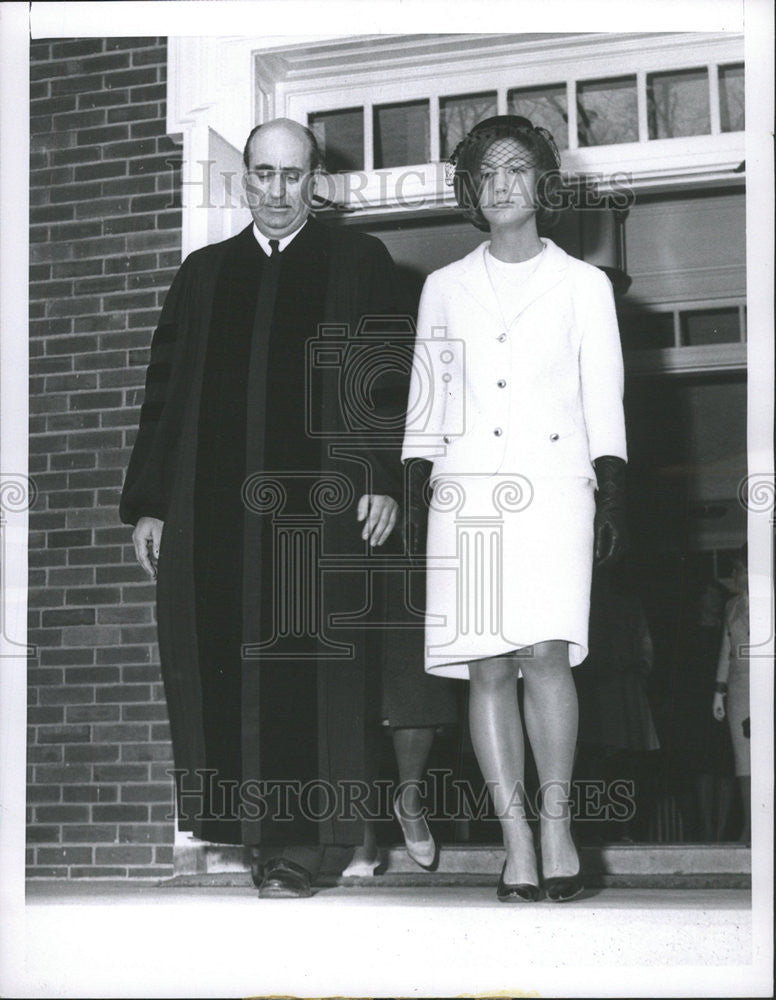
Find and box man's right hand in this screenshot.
[132,516,164,580]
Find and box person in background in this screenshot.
[713,547,750,844]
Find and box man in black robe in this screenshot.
[120,119,403,897]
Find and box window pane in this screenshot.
[508,84,568,150]
[680,308,740,346]
[577,76,638,147]
[308,108,364,172]
[719,63,745,132]
[373,100,430,168]
[621,312,675,351]
[647,68,710,139]
[439,91,497,159]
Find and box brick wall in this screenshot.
[27,38,181,878]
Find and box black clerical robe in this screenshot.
[120,219,409,846]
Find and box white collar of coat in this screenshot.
[456,236,569,326]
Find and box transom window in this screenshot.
[306,62,744,172]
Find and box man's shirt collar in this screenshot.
[252,220,308,256]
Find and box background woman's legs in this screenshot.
[392,726,436,838]
[344,725,436,871]
[469,656,537,886]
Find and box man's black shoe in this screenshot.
[249,850,263,890]
[258,857,314,899]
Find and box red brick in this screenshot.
[95,845,154,865]
[64,665,121,684]
[108,103,160,125]
[26,784,62,804]
[121,783,172,804]
[120,743,173,764]
[26,866,69,878]
[120,665,162,684]
[52,108,108,132]
[61,824,118,842]
[125,865,173,877]
[49,39,105,59]
[36,847,93,865]
[47,568,96,587]
[63,784,118,803]
[28,707,66,725]
[102,68,159,90]
[36,724,91,744]
[35,805,90,824]
[97,604,151,624]
[64,744,121,764]
[93,764,149,782]
[33,764,92,784]
[38,681,95,702]
[117,823,170,844]
[122,703,168,723]
[26,823,62,842]
[91,803,150,825]
[70,391,124,411]
[93,723,149,742]
[70,866,126,878]
[95,683,152,703]
[28,746,63,764]
[78,89,130,110]
[65,703,121,723]
[50,452,96,471]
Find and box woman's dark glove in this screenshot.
[593,455,628,566]
[405,458,433,563]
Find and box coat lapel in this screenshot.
[457,238,570,330]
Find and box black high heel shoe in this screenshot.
[496,862,540,903]
[543,867,584,903]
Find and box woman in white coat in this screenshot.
[402,116,628,901]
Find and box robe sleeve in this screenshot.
[119,257,191,526]
[352,237,408,501]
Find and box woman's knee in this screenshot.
[520,641,571,681]
[469,656,520,688]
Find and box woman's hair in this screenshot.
[447,115,563,232]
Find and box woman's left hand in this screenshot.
[593,455,628,566]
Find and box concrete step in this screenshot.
[172,841,751,888]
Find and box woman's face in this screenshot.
[478,136,538,231]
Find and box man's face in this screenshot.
[243,125,316,238]
[478,136,538,230]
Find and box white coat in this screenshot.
[401,237,628,678]
[401,237,627,478]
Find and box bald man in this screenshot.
[121,119,405,897]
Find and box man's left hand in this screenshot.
[357,494,399,547]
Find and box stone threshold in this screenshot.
[170,841,751,889]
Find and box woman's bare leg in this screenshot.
[469,656,537,885]
[520,640,579,878]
